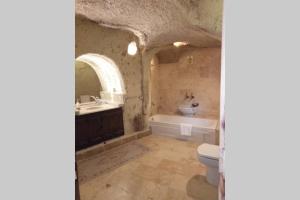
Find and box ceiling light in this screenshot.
[127,41,138,56]
[173,41,189,47]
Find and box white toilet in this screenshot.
[197,143,219,186]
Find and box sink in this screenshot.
[84,106,104,110]
[178,105,199,116]
[75,103,119,116]
[80,104,109,111]
[79,102,104,109]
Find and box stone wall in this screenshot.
[151,47,221,119]
[76,15,144,134]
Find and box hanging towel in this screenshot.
[180,123,192,136]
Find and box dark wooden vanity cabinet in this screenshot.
[75,107,124,151]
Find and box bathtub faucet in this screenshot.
[185,92,194,100]
[185,92,190,99]
[191,93,194,99]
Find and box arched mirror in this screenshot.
[75,53,126,104]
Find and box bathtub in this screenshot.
[149,114,219,144]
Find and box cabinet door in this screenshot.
[75,117,89,151]
[88,114,104,145]
[102,108,124,140]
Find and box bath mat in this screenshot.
[77,141,150,184]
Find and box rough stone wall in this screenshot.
[75,60,102,101]
[75,15,144,134]
[192,0,223,37]
[149,55,160,116]
[151,48,221,119]
[140,47,167,129]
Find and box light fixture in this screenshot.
[173,41,189,47]
[127,41,138,56]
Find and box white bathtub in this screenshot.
[149,114,219,144]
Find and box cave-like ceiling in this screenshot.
[76,0,223,49]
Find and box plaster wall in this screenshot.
[151,48,221,119]
[76,15,144,134]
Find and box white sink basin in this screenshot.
[178,105,199,116]
[81,105,105,110]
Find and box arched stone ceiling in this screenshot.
[76,0,223,49]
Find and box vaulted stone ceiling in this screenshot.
[76,0,223,49]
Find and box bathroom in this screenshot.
[75,1,224,200]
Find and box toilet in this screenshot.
[197,143,219,186]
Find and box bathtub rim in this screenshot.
[149,114,219,131]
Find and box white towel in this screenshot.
[180,123,192,136]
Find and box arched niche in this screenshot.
[75,53,126,104]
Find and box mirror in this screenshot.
[75,60,102,102]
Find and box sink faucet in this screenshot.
[90,96,104,104]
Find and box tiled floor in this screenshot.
[77,134,218,200]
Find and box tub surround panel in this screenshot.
[151,48,221,119]
[149,114,218,145]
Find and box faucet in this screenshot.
[185,92,195,100]
[185,92,190,99]
[90,96,104,104]
[190,93,194,99]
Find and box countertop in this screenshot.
[75,103,121,116]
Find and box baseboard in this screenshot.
[76,129,151,161]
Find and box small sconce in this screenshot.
[127,41,138,56]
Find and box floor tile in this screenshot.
[77,134,217,200]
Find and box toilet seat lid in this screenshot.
[197,143,219,160]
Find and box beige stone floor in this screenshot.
[77,134,218,200]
